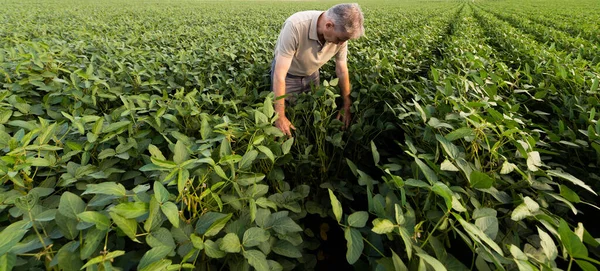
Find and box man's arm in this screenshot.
[273,54,295,136]
[335,57,352,129]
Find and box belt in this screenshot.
[286,73,310,79]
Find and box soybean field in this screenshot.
[1,0,600,270]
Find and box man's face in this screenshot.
[324,22,351,45]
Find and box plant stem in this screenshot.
[567,257,573,271]
[419,211,449,248]
[362,236,386,258]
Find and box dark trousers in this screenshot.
[270,60,320,102]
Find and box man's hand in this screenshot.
[335,53,351,130]
[275,116,296,137]
[337,101,351,129]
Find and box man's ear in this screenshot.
[325,21,335,30]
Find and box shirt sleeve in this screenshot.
[335,41,348,62]
[275,21,298,58]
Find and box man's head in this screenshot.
[322,3,364,44]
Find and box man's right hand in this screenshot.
[275,116,296,137]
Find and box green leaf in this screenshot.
[282,138,294,155]
[219,233,241,253]
[263,96,275,118]
[102,121,130,133]
[344,227,363,264]
[237,173,265,186]
[213,165,229,180]
[190,234,204,250]
[196,212,228,235]
[58,192,86,219]
[372,218,395,234]
[537,227,557,261]
[97,149,115,159]
[413,99,427,123]
[177,169,189,194]
[436,134,460,160]
[431,182,453,210]
[474,208,498,239]
[0,253,16,271]
[548,169,597,195]
[77,211,110,230]
[511,203,532,221]
[371,141,380,165]
[346,158,358,176]
[415,158,438,184]
[470,171,494,189]
[500,161,518,174]
[219,138,232,158]
[527,151,542,171]
[243,250,269,271]
[268,213,303,235]
[140,259,172,271]
[29,157,52,167]
[239,150,258,169]
[55,212,79,240]
[137,246,172,270]
[445,127,474,141]
[205,213,232,237]
[392,250,408,271]
[524,197,540,212]
[173,140,189,164]
[83,182,126,197]
[109,212,138,242]
[80,228,106,260]
[111,202,148,219]
[577,260,598,271]
[243,227,270,247]
[200,116,212,140]
[81,250,125,269]
[440,159,459,171]
[558,219,588,258]
[417,252,447,271]
[144,196,163,232]
[147,228,175,249]
[328,189,343,223]
[255,110,268,124]
[273,240,302,258]
[591,77,599,93]
[256,146,275,163]
[56,241,82,270]
[161,202,180,228]
[154,181,170,204]
[455,215,504,256]
[0,221,31,256]
[560,185,581,203]
[347,211,369,228]
[148,144,166,160]
[204,240,226,258]
[268,260,283,271]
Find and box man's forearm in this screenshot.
[273,77,286,116]
[336,66,351,105]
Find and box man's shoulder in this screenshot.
[286,10,322,25]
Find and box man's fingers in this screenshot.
[290,124,296,130]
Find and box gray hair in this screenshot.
[325,3,365,39]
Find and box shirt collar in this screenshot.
[309,12,323,41]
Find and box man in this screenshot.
[271,3,364,136]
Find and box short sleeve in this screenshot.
[275,21,298,58]
[335,42,348,62]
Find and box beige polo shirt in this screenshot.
[274,11,348,77]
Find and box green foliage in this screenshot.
[0,0,599,270]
